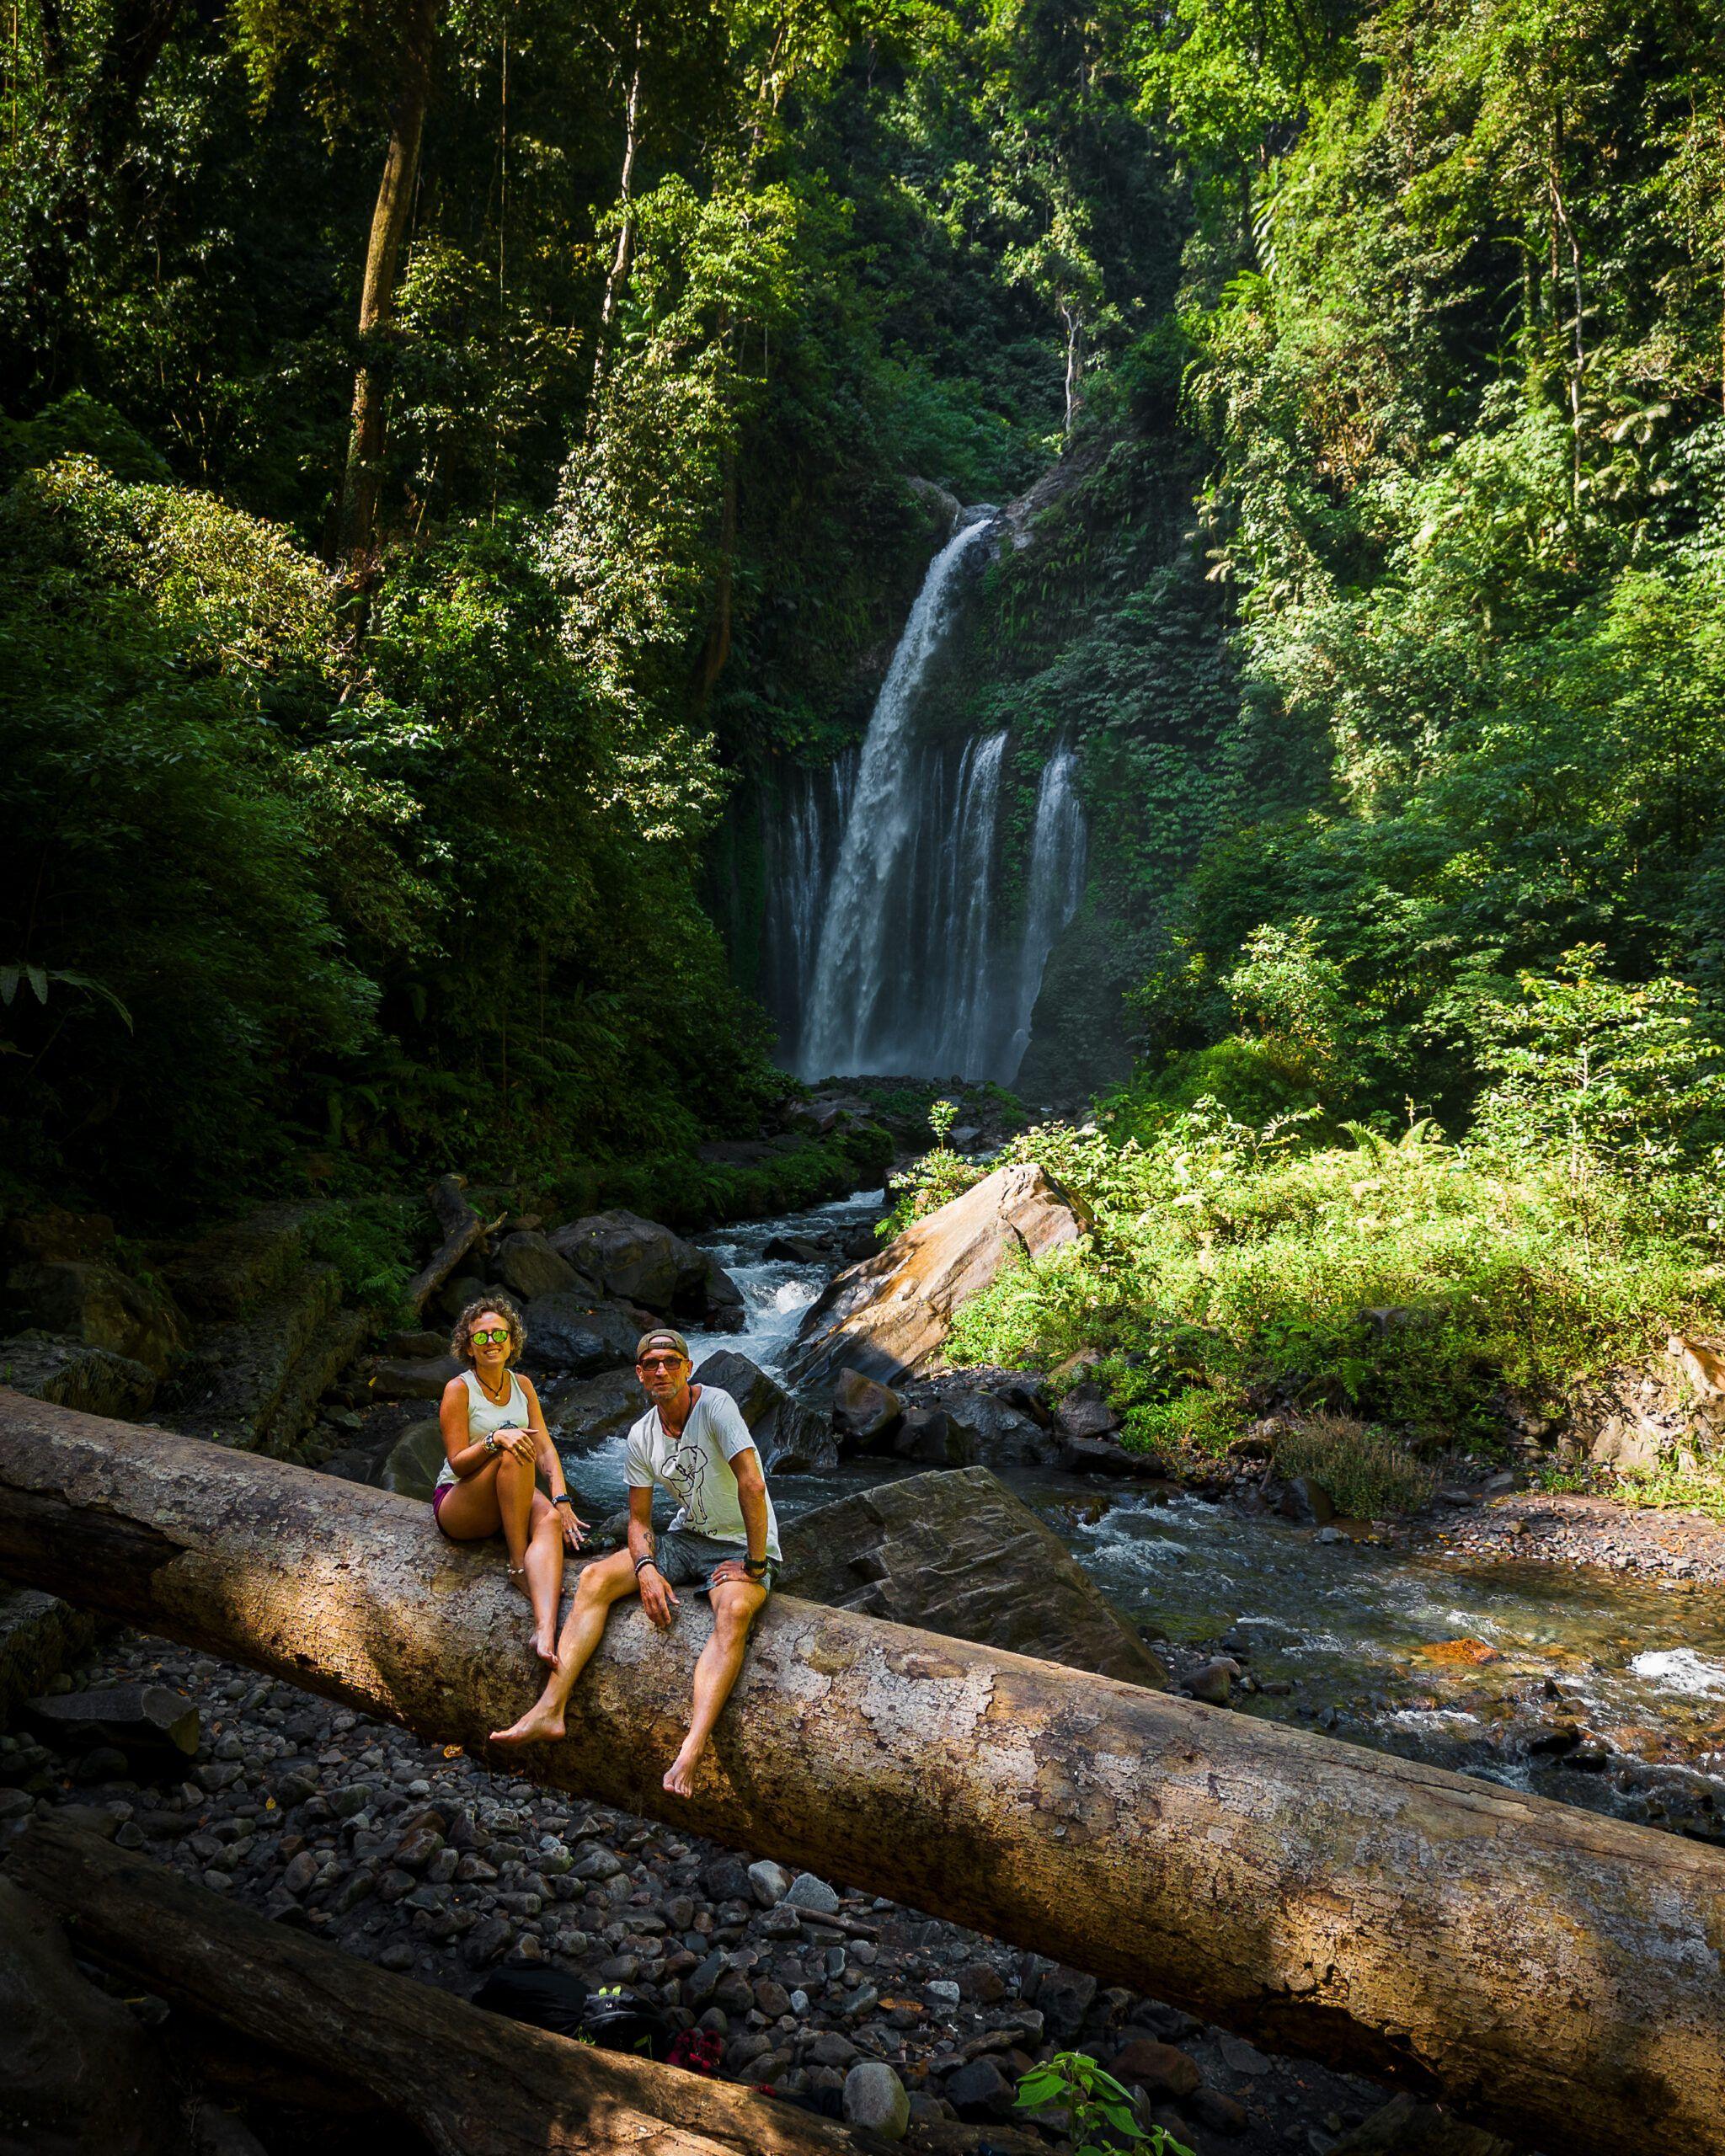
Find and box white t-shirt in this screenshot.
[623,1386,781,1559]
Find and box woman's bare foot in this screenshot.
[489,1700,566,1747]
[533,1623,560,1671]
[663,1740,704,1797]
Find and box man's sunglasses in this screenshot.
[471,1327,511,1348]
[637,1353,686,1371]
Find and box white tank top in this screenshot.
[435,1368,529,1491]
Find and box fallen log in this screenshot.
[5,1815,864,2156]
[2,1393,1723,2156]
[406,1173,499,1318]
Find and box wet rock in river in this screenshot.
[521,1294,639,1376]
[789,1162,1090,1386]
[1054,1380,1121,1444]
[546,1210,742,1326]
[782,1467,1167,1686]
[831,1366,904,1448]
[693,1349,836,1474]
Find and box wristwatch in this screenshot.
[744,1555,768,1578]
[553,1493,574,1509]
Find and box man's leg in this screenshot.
[664,1577,767,1797]
[489,1547,638,1745]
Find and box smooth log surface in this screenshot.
[3,1393,1724,2156]
[6,1815,865,2156]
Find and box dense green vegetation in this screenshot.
[7,0,1725,1502]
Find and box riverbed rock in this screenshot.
[789,1162,1091,1386]
[24,1683,200,1776]
[0,1331,156,1418]
[5,1259,188,1375]
[521,1294,639,1376]
[365,1352,462,1403]
[937,1385,1060,1468]
[546,1211,742,1325]
[492,1230,591,1304]
[692,1349,837,1474]
[1328,2094,1513,2156]
[782,1466,1167,1685]
[381,1418,446,1501]
[160,1264,366,1455]
[844,2062,911,2139]
[1062,1433,1172,1478]
[0,1588,99,1721]
[0,1876,182,2156]
[545,1366,648,1449]
[832,1368,905,1448]
[1054,1381,1122,1444]
[890,1406,978,1467]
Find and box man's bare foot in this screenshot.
[489,1700,566,1747]
[663,1741,704,1797]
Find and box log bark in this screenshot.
[406,1173,496,1316]
[3,1394,1724,2156]
[5,1815,865,2156]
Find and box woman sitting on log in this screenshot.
[433,1295,586,1668]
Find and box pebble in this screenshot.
[18,1629,1398,2156]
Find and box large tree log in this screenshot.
[2,1393,1723,2156]
[406,1173,499,1317]
[5,1816,865,2156]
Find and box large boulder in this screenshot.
[4,1260,186,1376]
[781,1466,1165,1686]
[544,1365,648,1449]
[380,1418,447,1500]
[832,1367,904,1448]
[0,1332,156,1419]
[692,1348,838,1474]
[789,1163,1090,1387]
[0,1588,99,1723]
[492,1230,593,1304]
[547,1211,742,1325]
[520,1294,639,1377]
[158,1264,366,1456]
[0,1876,183,2156]
[158,1203,315,1321]
[23,1684,200,1779]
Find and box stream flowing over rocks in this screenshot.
[10,1173,1725,2155]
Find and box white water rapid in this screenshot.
[1004,739,1088,1076]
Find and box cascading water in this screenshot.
[797,515,997,1078]
[787,510,1088,1084]
[756,753,857,1056]
[1003,741,1088,1077]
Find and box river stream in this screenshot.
[571,1187,1725,1844]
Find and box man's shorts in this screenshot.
[652,1529,778,1596]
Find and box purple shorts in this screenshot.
[431,1482,453,1529]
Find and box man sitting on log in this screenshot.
[491,1328,781,1796]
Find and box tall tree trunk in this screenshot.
[3,1396,1725,2156]
[339,0,438,568]
[586,31,643,426]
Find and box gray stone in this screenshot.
[807,2031,859,2068]
[546,1209,740,1321]
[523,1294,639,1376]
[832,1368,904,1449]
[944,2056,1017,2121]
[0,1588,99,1724]
[1279,1476,1336,1527]
[748,1858,794,1906]
[159,1262,366,1455]
[843,2062,911,2139]
[1037,1965,1098,2041]
[545,1365,649,1449]
[782,1870,841,1915]
[365,1353,462,1403]
[380,1419,446,1501]
[781,1467,1167,1687]
[1328,2095,1513,2156]
[692,1348,836,1475]
[1183,1657,1240,1705]
[0,1331,157,1418]
[494,1231,589,1303]
[23,1684,199,1775]
[4,1258,187,1374]
[1055,1381,1123,1444]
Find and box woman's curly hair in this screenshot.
[451,1292,526,1369]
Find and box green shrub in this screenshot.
[1272,1412,1439,1517]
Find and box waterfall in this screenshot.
[756,754,856,1056]
[797,516,996,1078]
[781,512,1088,1085]
[1001,740,1088,1082]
